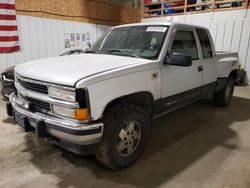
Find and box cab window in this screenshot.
[170,30,199,60]
[196,29,213,59]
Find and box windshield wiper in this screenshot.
[84,50,99,54]
[105,49,140,58]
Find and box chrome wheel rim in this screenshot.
[116,120,141,157]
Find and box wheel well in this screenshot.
[104,92,154,117]
[229,69,238,80]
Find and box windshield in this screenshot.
[87,25,169,59]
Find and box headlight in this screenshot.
[48,87,75,102]
[52,105,89,120]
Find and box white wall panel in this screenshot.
[223,21,234,51]
[216,21,226,51]
[231,20,243,53]
[143,9,250,82]
[0,15,109,73]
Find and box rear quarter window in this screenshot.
[196,29,213,59]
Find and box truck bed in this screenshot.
[216,51,239,60]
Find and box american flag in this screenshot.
[0,0,20,53]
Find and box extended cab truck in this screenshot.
[6,22,240,169]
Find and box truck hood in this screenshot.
[15,53,149,86]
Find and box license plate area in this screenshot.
[13,111,34,132]
[14,111,25,128]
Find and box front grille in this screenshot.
[18,78,48,94]
[26,97,51,111]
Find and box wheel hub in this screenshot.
[116,120,141,157]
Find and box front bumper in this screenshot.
[7,94,103,146]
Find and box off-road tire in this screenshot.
[213,76,235,107]
[95,103,150,170]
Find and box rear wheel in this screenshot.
[213,76,235,107]
[95,103,149,170]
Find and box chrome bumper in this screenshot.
[8,94,103,145]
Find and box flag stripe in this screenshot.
[0,0,15,4]
[0,41,19,47]
[0,3,15,10]
[0,1,20,53]
[0,14,16,20]
[0,25,17,31]
[0,46,20,53]
[0,9,16,15]
[0,36,18,42]
[0,30,17,36]
[0,20,17,25]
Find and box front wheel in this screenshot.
[95,103,149,170]
[213,76,235,107]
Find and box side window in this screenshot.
[170,30,199,60]
[196,29,213,59]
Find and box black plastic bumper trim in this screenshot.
[35,120,47,138]
[6,102,13,116]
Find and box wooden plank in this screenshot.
[143,0,249,18]
[214,0,244,4]
[141,0,144,18]
[211,0,215,11]
[214,7,245,11]
[243,0,249,8]
[144,2,162,6]
[186,2,212,8]
[184,0,187,14]
[163,12,185,16]
[15,0,141,25]
[163,6,185,10]
[145,8,213,17]
[161,0,164,16]
[145,8,162,12]
[143,14,163,18]
[186,9,212,13]
[165,0,184,3]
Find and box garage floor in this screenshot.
[0,87,250,188]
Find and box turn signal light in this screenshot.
[75,108,89,120]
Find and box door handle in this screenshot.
[198,66,203,72]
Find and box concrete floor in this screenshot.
[0,87,250,188]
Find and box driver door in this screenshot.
[160,28,203,111]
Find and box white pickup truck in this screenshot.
[6,22,240,169]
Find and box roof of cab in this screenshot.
[113,22,172,28]
[112,22,208,31]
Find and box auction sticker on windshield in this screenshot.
[146,27,167,32]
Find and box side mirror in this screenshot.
[164,53,192,66]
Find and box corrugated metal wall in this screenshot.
[143,9,250,81]
[0,15,109,73]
